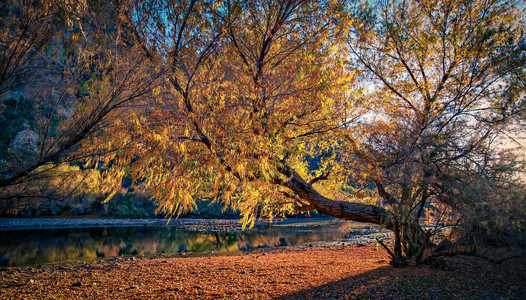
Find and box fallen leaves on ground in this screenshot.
[1,245,524,299]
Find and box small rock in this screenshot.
[240,271,246,274]
[27,279,34,285]
[72,282,82,287]
[9,129,39,153]
[262,253,267,256]
[309,244,313,247]
[162,260,168,263]
[129,285,138,289]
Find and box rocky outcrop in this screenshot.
[9,129,39,153]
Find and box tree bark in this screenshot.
[278,166,395,229]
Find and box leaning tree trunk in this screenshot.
[278,166,395,229]
[277,166,430,267]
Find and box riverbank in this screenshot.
[0,217,339,232]
[1,244,524,299]
[0,218,394,267]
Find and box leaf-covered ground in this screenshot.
[1,245,524,299]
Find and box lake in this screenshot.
[0,219,382,267]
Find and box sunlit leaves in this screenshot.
[102,0,355,225]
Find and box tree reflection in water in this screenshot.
[0,221,357,266]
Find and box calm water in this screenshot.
[0,220,369,267]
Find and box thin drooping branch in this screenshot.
[309,171,330,185]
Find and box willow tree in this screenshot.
[342,0,526,264]
[0,0,158,205]
[95,0,393,227]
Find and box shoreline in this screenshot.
[0,217,339,232]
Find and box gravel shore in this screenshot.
[0,217,342,232]
[0,217,238,231]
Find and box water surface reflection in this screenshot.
[0,221,362,266]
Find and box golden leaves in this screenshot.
[83,0,357,227]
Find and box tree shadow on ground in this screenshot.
[273,256,526,299]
